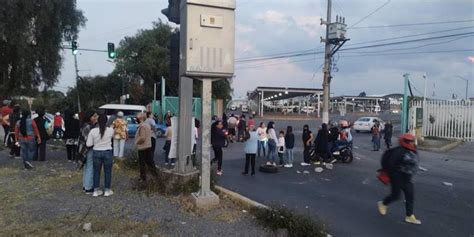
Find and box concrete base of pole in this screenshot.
[160,169,199,194]
[191,191,220,209]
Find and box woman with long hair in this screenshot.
[266,121,278,166]
[63,110,81,162]
[15,110,41,169]
[284,126,295,168]
[211,120,226,176]
[86,113,114,197]
[256,122,267,158]
[80,111,98,194]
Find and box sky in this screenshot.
[56,0,474,100]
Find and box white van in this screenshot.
[99,104,147,116]
[241,105,248,113]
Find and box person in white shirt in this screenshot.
[86,113,114,197]
[256,122,267,157]
[266,121,278,166]
[277,130,286,167]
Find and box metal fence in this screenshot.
[161,96,216,119]
[411,100,474,141]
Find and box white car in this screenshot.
[230,105,237,111]
[353,117,385,133]
[241,105,248,113]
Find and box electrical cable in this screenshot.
[347,0,391,29]
[351,19,474,29]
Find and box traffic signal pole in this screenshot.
[322,0,332,124]
[74,53,81,113]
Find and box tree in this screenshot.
[0,0,86,98]
[359,91,366,97]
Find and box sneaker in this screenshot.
[300,162,310,166]
[104,189,114,197]
[284,164,291,168]
[266,161,272,166]
[24,161,34,169]
[84,189,94,195]
[272,162,277,167]
[377,201,387,215]
[217,171,223,176]
[405,215,421,225]
[171,163,175,166]
[92,190,104,197]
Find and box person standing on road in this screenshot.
[227,114,238,143]
[242,126,258,176]
[266,121,278,166]
[164,121,173,165]
[257,122,267,158]
[328,121,339,153]
[371,122,381,151]
[247,116,255,130]
[33,109,50,161]
[284,126,295,168]
[52,112,64,141]
[87,113,114,197]
[112,111,128,160]
[15,110,41,169]
[8,105,21,158]
[314,123,329,164]
[277,130,286,167]
[80,111,98,194]
[145,112,158,158]
[301,124,314,166]
[378,133,422,225]
[63,111,81,162]
[384,121,393,149]
[211,120,226,176]
[135,112,159,182]
[238,115,247,142]
[222,113,228,130]
[0,100,12,142]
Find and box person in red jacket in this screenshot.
[53,112,64,140]
[15,110,41,169]
[0,100,13,142]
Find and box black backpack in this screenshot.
[381,148,395,170]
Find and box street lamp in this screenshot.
[455,76,469,100]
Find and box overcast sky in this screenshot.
[56,0,474,100]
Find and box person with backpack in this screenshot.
[284,126,295,168]
[15,110,41,169]
[384,121,393,149]
[242,126,258,176]
[33,109,50,161]
[377,133,422,225]
[371,122,381,151]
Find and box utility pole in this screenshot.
[321,0,332,124]
[74,54,81,112]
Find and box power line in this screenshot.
[310,63,325,81]
[351,19,474,29]
[348,0,391,29]
[340,49,474,58]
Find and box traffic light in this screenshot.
[71,41,78,55]
[107,42,116,59]
[169,31,180,81]
[161,0,181,24]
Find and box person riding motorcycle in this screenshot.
[333,120,352,152]
[328,121,339,152]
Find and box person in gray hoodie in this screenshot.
[242,126,258,176]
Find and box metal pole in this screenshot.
[161,76,166,117]
[176,76,194,174]
[322,0,332,124]
[467,80,469,100]
[74,54,81,112]
[261,91,264,117]
[402,74,410,133]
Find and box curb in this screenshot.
[418,140,463,152]
[214,185,268,209]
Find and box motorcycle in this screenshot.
[310,142,353,164]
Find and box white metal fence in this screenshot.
[411,100,474,141]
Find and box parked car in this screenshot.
[353,117,385,133]
[125,115,167,138]
[241,105,248,113]
[230,105,237,111]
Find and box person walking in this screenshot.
[237,115,247,142]
[242,126,258,176]
[8,105,21,158]
[256,122,267,158]
[63,111,81,162]
[145,112,158,158]
[314,123,330,164]
[227,114,238,143]
[112,111,128,160]
[384,121,393,149]
[301,124,314,166]
[15,110,41,169]
[378,133,422,225]
[0,100,12,142]
[80,111,98,194]
[222,113,228,130]
[277,130,286,167]
[52,112,64,140]
[284,126,295,168]
[33,109,50,161]
[371,122,381,151]
[135,112,158,181]
[86,113,114,197]
[266,121,278,166]
[211,120,226,176]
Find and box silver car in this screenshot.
[353,117,385,133]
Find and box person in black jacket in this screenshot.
[384,121,393,149]
[314,123,329,163]
[238,115,246,142]
[63,110,81,162]
[211,120,226,176]
[33,109,50,161]
[284,126,295,168]
[328,121,339,153]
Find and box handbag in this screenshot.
[377,169,390,185]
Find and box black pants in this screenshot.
[383,173,415,216]
[385,138,392,149]
[9,134,20,157]
[244,153,256,174]
[34,141,47,161]
[2,125,9,142]
[138,148,158,181]
[303,144,311,163]
[66,145,78,161]
[164,140,171,163]
[213,145,223,171]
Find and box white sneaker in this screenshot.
[92,190,104,197]
[272,162,277,167]
[284,164,292,168]
[266,161,272,166]
[300,162,310,166]
[104,189,114,197]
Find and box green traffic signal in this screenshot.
[72,41,78,55]
[107,42,116,59]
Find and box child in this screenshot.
[284,126,295,168]
[277,130,286,167]
[243,126,258,176]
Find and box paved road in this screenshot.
[214,119,474,237]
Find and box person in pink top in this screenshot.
[247,116,256,129]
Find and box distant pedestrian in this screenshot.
[284,126,295,168]
[242,126,258,176]
[314,123,329,164]
[80,111,98,194]
[145,112,158,158]
[211,120,226,176]
[266,121,277,166]
[227,114,238,142]
[112,111,128,159]
[0,100,12,142]
[8,105,21,158]
[106,110,117,127]
[238,115,246,142]
[378,133,421,225]
[33,109,50,161]
[15,110,41,169]
[135,112,158,182]
[164,121,173,165]
[256,122,267,158]
[164,111,172,127]
[63,111,81,162]
[53,112,64,140]
[301,124,313,166]
[87,113,114,197]
[371,122,381,151]
[222,113,228,130]
[247,116,256,130]
[277,130,285,167]
[384,121,393,149]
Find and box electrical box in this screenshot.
[180,0,236,78]
[327,22,347,41]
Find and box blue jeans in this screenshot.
[93,150,113,190]
[20,139,36,164]
[258,140,266,157]
[372,136,381,150]
[83,150,94,190]
[267,139,276,162]
[285,148,294,165]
